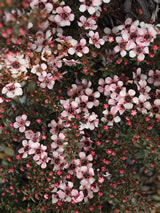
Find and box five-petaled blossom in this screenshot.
[54,6,75,27]
[2,82,23,98]
[14,114,31,133]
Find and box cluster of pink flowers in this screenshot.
[79,0,110,15]
[1,0,160,210]
[112,18,158,61]
[14,66,160,203]
[1,1,159,100]
[18,129,50,169]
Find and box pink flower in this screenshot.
[31,63,48,76]
[103,0,110,2]
[38,73,55,89]
[58,181,74,202]
[129,45,149,62]
[48,119,64,135]
[14,114,30,133]
[119,88,136,110]
[2,82,23,98]
[72,190,84,203]
[133,96,151,114]
[48,55,62,69]
[137,80,151,100]
[102,108,121,126]
[80,112,99,130]
[131,110,137,116]
[25,130,35,140]
[18,140,31,158]
[88,31,105,48]
[75,152,93,168]
[54,6,75,27]
[114,36,136,57]
[5,52,29,78]
[72,96,89,113]
[80,137,93,152]
[133,68,147,84]
[33,144,47,161]
[148,70,160,87]
[31,31,52,53]
[36,152,50,169]
[51,151,68,171]
[52,193,58,204]
[77,165,95,187]
[60,99,77,120]
[79,0,100,14]
[78,16,97,30]
[68,38,89,57]
[84,88,100,109]
[136,26,157,46]
[0,97,4,103]
[51,132,66,150]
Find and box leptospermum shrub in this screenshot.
[0,0,160,212]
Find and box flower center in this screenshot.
[62,13,68,19]
[80,102,86,108]
[57,139,63,145]
[83,172,90,178]
[130,33,137,39]
[125,95,132,102]
[107,114,113,121]
[88,96,94,101]
[153,106,158,113]
[12,61,20,69]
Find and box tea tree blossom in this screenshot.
[84,88,100,108]
[133,68,147,84]
[18,140,31,158]
[32,144,47,161]
[133,96,152,114]
[13,114,30,133]
[148,69,160,86]
[103,0,110,3]
[38,73,55,89]
[35,152,50,169]
[31,30,53,53]
[2,1,160,211]
[136,26,157,46]
[79,0,100,14]
[137,80,151,100]
[119,88,136,110]
[72,190,84,203]
[31,63,48,77]
[76,165,95,187]
[68,38,89,57]
[88,31,105,48]
[78,16,98,30]
[48,119,64,136]
[51,132,66,149]
[80,112,99,130]
[102,108,121,126]
[5,52,29,79]
[54,6,75,27]
[129,45,149,62]
[2,82,23,98]
[114,36,136,57]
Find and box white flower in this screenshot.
[5,52,29,79]
[2,82,23,98]
[103,0,110,3]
